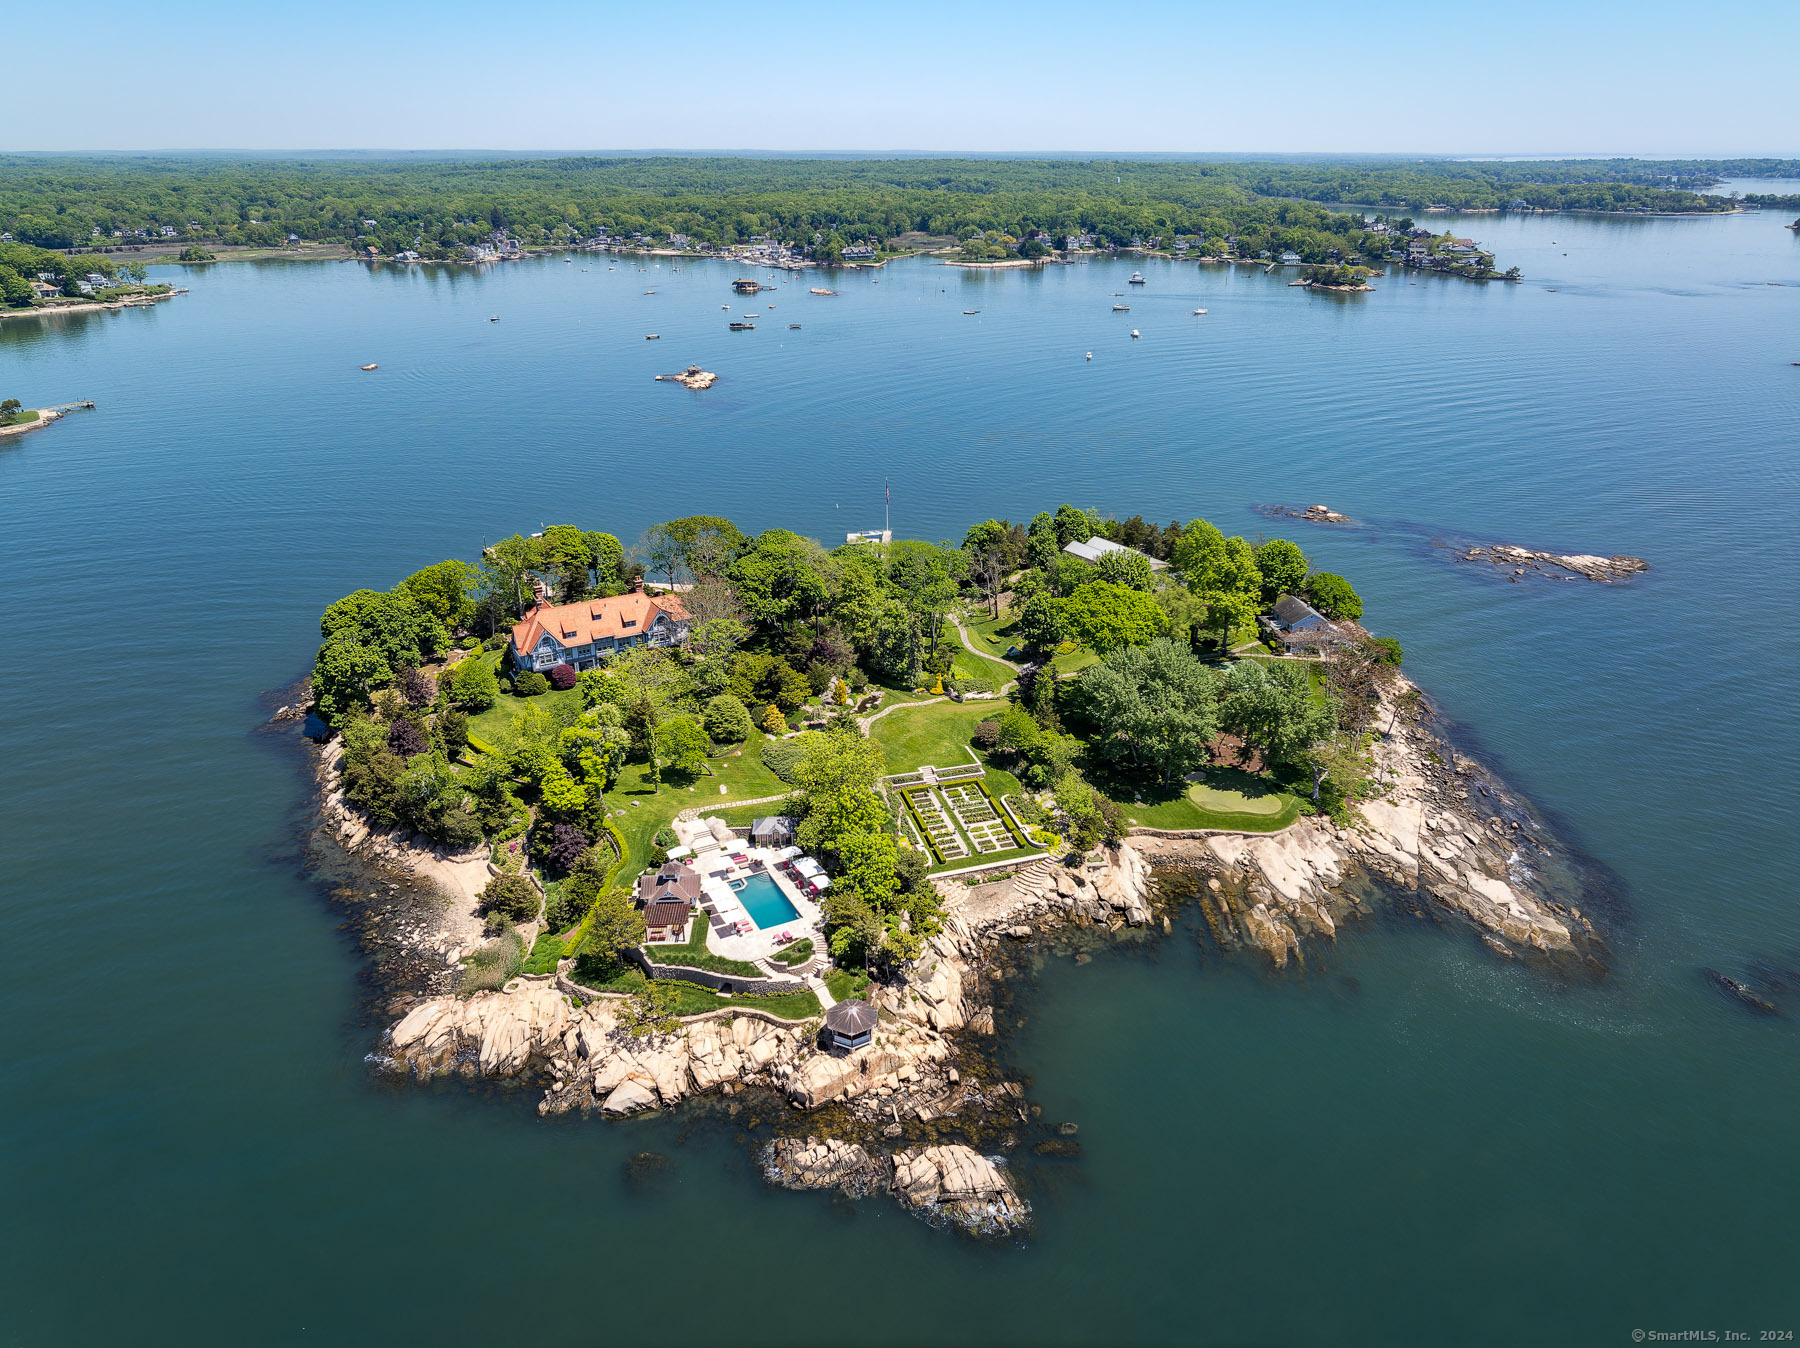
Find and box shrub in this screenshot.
[653,827,679,848]
[438,707,469,756]
[772,938,815,966]
[703,693,753,745]
[548,662,578,691]
[460,931,525,994]
[760,703,787,736]
[760,738,807,783]
[386,717,429,758]
[446,656,498,710]
[1368,636,1403,666]
[805,661,834,695]
[515,671,550,697]
[546,822,590,873]
[478,873,540,923]
[973,719,1001,751]
[848,667,868,693]
[482,633,507,651]
[459,636,480,651]
[648,845,670,868]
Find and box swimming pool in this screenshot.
[732,872,801,929]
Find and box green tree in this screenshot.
[1092,548,1156,592]
[1304,572,1362,621]
[1013,592,1067,652]
[793,732,887,858]
[583,531,625,591]
[654,715,710,774]
[1077,638,1221,784]
[1062,581,1169,654]
[1221,659,1336,770]
[618,980,681,1037]
[446,656,499,710]
[320,587,447,669]
[662,515,748,579]
[399,559,478,630]
[538,763,589,817]
[703,693,753,744]
[584,886,647,968]
[478,873,540,923]
[312,637,389,718]
[1252,538,1309,603]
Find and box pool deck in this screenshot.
[656,836,824,964]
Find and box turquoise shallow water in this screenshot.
[1,211,1796,1345]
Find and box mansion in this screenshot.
[509,590,690,674]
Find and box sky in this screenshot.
[10,0,1796,157]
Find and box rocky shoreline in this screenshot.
[296,660,1611,1239]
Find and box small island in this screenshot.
[299,504,1609,1236]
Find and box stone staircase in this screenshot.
[1010,858,1056,903]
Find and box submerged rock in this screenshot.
[1703,968,1780,1016]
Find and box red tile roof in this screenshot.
[512,591,688,655]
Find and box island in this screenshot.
[296,504,1612,1236]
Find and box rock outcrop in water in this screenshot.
[1456,544,1649,583]
[761,1138,1029,1236]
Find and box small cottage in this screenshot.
[750,816,796,848]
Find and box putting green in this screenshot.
[1187,781,1286,816]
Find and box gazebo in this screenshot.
[822,999,878,1052]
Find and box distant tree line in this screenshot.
[2,154,1786,268]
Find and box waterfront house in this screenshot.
[823,1000,878,1052]
[29,280,60,299]
[842,243,876,260]
[1270,595,1333,633]
[1264,595,1345,652]
[1062,536,1169,570]
[509,589,690,675]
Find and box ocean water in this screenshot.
[1,212,1796,1346]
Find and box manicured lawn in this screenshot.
[870,698,995,774]
[607,731,797,879]
[1112,767,1302,833]
[1049,643,1099,677]
[950,645,1015,692]
[824,968,870,1002]
[962,609,1017,657]
[465,657,581,744]
[566,965,821,1020]
[643,917,763,978]
[0,410,41,428]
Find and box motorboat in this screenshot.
[1130,329,1140,338]
[360,363,378,370]
[645,333,660,340]
[729,321,756,330]
[1112,303,1130,312]
[1192,308,1207,315]
[1128,271,1147,284]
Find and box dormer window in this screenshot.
[621,618,637,629]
